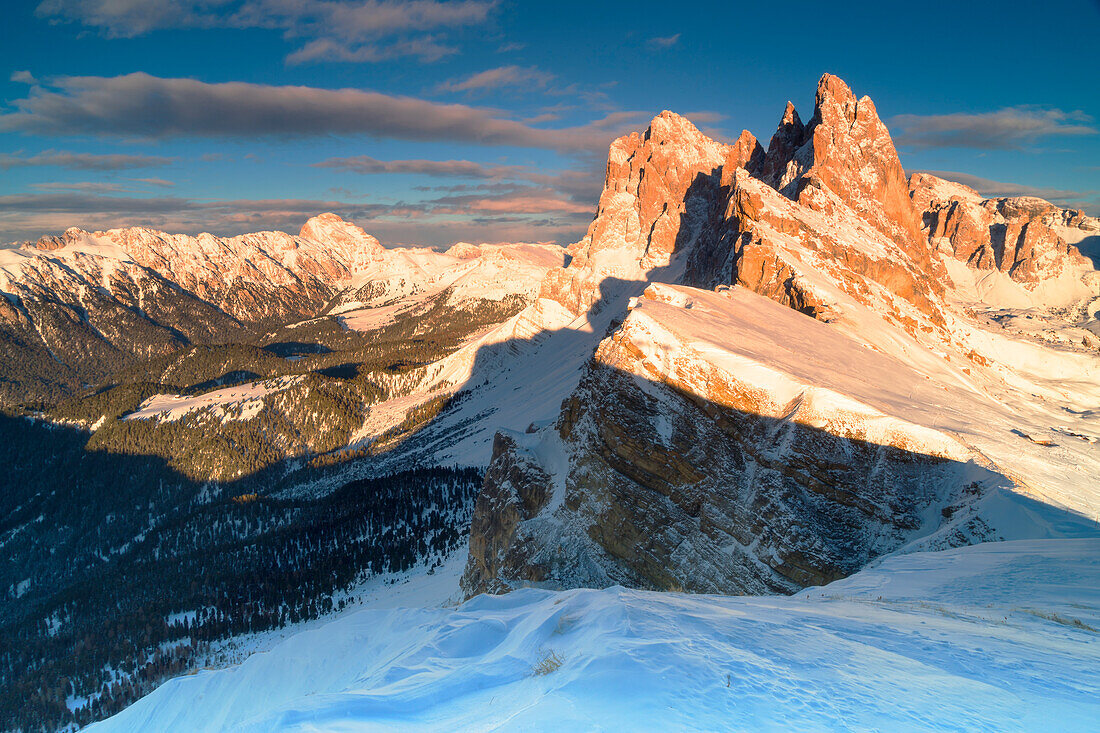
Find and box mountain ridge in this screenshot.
[0,214,565,405]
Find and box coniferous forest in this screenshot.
[0,414,481,731]
[0,293,524,731]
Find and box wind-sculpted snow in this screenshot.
[92,539,1100,732]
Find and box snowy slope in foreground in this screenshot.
[93,539,1100,732]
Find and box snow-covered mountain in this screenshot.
[457,73,1100,596]
[0,214,563,404]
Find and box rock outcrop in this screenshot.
[541,75,956,346]
[910,173,1095,298]
[769,75,925,254]
[539,111,731,315]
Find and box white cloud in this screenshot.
[646,33,680,50]
[437,65,555,94]
[35,0,496,64]
[891,106,1096,150]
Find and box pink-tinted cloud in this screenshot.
[0,149,175,170]
[314,156,515,178]
[1,73,646,153]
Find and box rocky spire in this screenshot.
[539,111,731,314]
[760,101,808,189]
[720,130,766,186]
[761,75,924,255]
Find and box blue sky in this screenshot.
[1,0,1098,246]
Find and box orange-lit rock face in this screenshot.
[540,111,731,314]
[762,75,924,262]
[911,173,1093,288]
[720,130,766,187]
[541,74,962,332]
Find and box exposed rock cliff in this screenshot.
[765,75,925,255]
[539,111,731,315]
[462,285,1012,595]
[910,172,1097,305]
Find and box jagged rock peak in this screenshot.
[721,129,766,185]
[644,110,721,151]
[775,101,806,144]
[602,110,730,178]
[760,102,808,190]
[539,110,731,314]
[813,73,860,127]
[780,101,802,129]
[765,73,925,255]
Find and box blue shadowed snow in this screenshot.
[92,539,1100,732]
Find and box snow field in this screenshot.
[93,538,1100,732]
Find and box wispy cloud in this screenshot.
[891,106,1097,150]
[285,35,457,65]
[315,155,606,210]
[35,0,496,65]
[0,150,175,171]
[436,65,554,94]
[28,181,128,193]
[131,177,176,187]
[914,170,1099,213]
[0,192,392,242]
[23,179,178,195]
[427,190,591,215]
[314,156,515,178]
[0,73,645,152]
[646,33,680,50]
